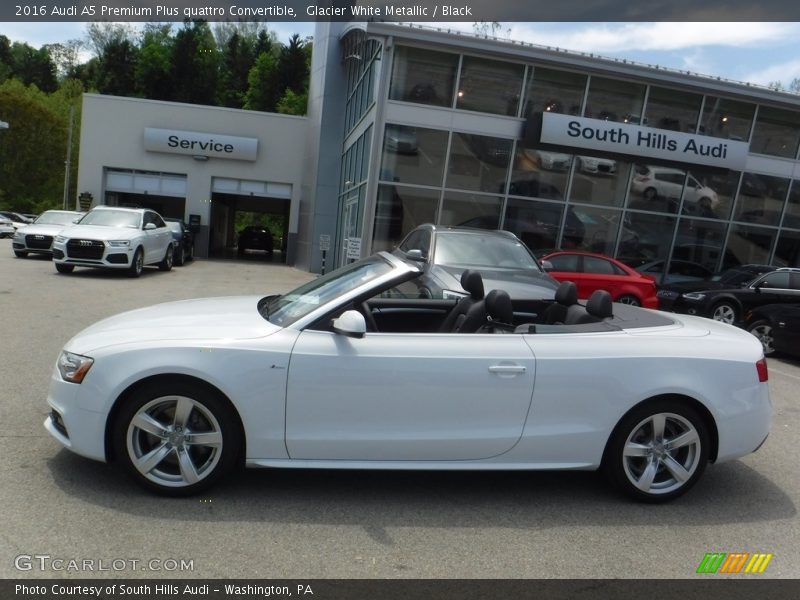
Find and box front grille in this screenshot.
[26,234,53,249]
[66,239,105,259]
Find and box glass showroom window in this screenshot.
[509,143,570,202]
[439,191,503,228]
[628,163,686,214]
[584,76,645,123]
[643,86,702,132]
[570,156,631,208]
[750,105,800,159]
[671,218,728,273]
[445,133,512,193]
[774,229,800,267]
[681,167,739,221]
[380,124,449,187]
[783,180,800,229]
[699,96,754,141]
[522,66,587,118]
[565,205,621,256]
[617,212,677,268]
[455,55,524,116]
[371,185,440,253]
[503,197,567,254]
[723,224,778,269]
[389,46,458,108]
[733,173,790,227]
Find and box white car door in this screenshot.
[285,331,536,461]
[143,212,170,262]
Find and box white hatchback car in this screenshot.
[12,210,84,257]
[52,206,175,277]
[632,165,719,212]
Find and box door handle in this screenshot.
[488,364,526,374]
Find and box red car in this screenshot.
[541,251,658,309]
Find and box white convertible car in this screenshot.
[45,252,771,502]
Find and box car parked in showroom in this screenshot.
[45,251,771,502]
[392,224,559,309]
[660,267,800,325]
[12,210,83,258]
[541,250,659,308]
[165,218,194,266]
[635,259,714,286]
[745,303,800,358]
[656,264,775,312]
[238,225,273,258]
[630,165,719,213]
[51,206,175,277]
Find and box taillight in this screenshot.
[756,358,768,382]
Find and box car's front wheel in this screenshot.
[113,380,241,496]
[748,319,775,356]
[604,400,709,503]
[55,263,74,274]
[128,248,143,278]
[14,250,28,258]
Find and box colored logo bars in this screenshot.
[697,552,773,574]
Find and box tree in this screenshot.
[8,42,57,92]
[44,40,84,79]
[217,31,255,108]
[244,51,280,112]
[135,23,174,100]
[790,78,800,93]
[276,88,308,116]
[95,37,138,96]
[170,20,219,105]
[277,34,309,96]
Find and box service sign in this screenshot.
[143,128,258,161]
[540,113,749,170]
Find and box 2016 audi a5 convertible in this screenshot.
[45,252,771,502]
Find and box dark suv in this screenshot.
[238,226,273,258]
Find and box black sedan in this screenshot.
[660,267,800,325]
[391,224,558,315]
[238,226,273,258]
[745,303,800,357]
[656,264,775,312]
[165,219,194,266]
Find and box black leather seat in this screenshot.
[440,270,486,333]
[573,290,614,324]
[542,281,578,324]
[479,289,514,333]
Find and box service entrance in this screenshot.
[209,177,292,263]
[104,169,187,219]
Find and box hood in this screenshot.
[659,280,741,294]
[58,224,142,241]
[65,296,280,354]
[17,223,70,236]
[434,265,558,300]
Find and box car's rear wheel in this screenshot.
[159,246,173,271]
[711,301,737,324]
[616,294,641,306]
[55,263,74,274]
[187,244,194,261]
[14,250,28,258]
[643,187,658,200]
[748,319,775,356]
[128,248,143,278]
[113,381,241,496]
[604,400,709,503]
[175,245,185,266]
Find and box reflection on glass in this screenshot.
[774,230,800,267]
[682,168,738,220]
[723,224,777,269]
[445,133,512,193]
[784,180,800,229]
[439,191,503,228]
[522,66,586,118]
[567,205,621,255]
[734,173,789,227]
[617,212,677,268]
[371,185,439,253]
[456,56,524,116]
[569,156,630,207]
[699,96,754,141]
[380,124,449,187]
[671,218,727,273]
[628,164,685,214]
[503,198,572,254]
[750,105,800,158]
[509,144,569,201]
[584,76,645,123]
[643,86,702,133]
[389,46,458,108]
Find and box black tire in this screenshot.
[159,246,174,271]
[604,399,709,503]
[747,319,775,356]
[187,243,194,261]
[113,380,242,496]
[175,246,185,267]
[616,294,641,306]
[55,263,74,274]
[14,250,28,258]
[237,246,245,257]
[711,301,738,324]
[643,187,658,200]
[128,248,144,278]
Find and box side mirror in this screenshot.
[72,218,81,223]
[144,223,157,231]
[541,260,554,271]
[332,310,366,338]
[405,249,425,261]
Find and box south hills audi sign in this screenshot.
[540,112,750,170]
[143,127,258,161]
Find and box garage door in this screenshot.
[105,169,187,197]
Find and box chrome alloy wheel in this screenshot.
[622,412,702,496]
[712,303,736,324]
[126,396,223,488]
[749,322,774,355]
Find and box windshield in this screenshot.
[265,255,394,327]
[79,210,141,229]
[34,211,80,225]
[433,232,541,270]
[714,269,759,286]
[166,222,182,233]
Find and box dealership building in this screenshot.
[77,22,800,275]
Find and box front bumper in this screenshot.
[52,239,134,269]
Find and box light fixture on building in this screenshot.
[193,155,209,161]
[457,90,464,98]
[721,116,729,123]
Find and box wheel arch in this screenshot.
[602,393,719,465]
[104,373,246,464]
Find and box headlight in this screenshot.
[13,231,23,239]
[54,235,67,243]
[682,292,706,301]
[442,289,469,300]
[57,351,94,384]
[108,240,130,247]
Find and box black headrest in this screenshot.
[485,289,513,324]
[586,290,613,319]
[460,270,485,299]
[555,280,578,306]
